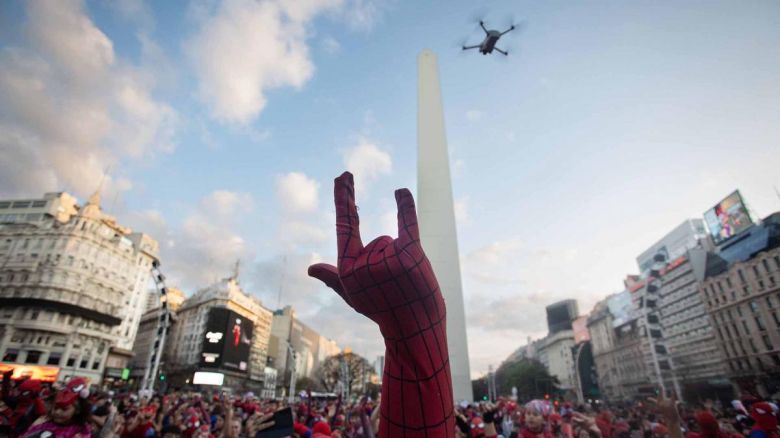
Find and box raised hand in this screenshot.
[309,172,454,437]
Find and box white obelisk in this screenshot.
[417,49,473,402]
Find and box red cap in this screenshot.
[294,422,310,434]
[18,379,42,395]
[312,421,332,435]
[55,377,88,408]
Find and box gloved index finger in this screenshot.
[395,188,420,244]
[335,172,363,269]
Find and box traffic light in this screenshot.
[159,373,166,381]
[483,396,488,401]
[544,394,550,400]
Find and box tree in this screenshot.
[494,359,560,400]
[314,352,375,396]
[296,376,322,392]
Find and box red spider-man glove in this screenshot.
[309,172,455,438]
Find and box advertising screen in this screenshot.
[608,290,639,328]
[572,316,590,344]
[703,190,753,245]
[200,308,253,373]
[0,363,60,382]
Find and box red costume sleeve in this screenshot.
[309,172,455,437]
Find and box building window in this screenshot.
[737,306,743,317]
[743,287,750,296]
[774,312,780,327]
[66,357,75,367]
[754,266,762,278]
[25,351,41,364]
[763,335,774,351]
[30,310,39,320]
[751,301,760,312]
[47,354,61,366]
[759,281,765,290]
[749,339,759,353]
[2,349,19,362]
[756,315,767,331]
[768,296,775,309]
[738,270,746,284]
[91,361,100,370]
[727,277,733,288]
[742,320,751,335]
[79,359,88,369]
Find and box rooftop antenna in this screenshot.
[233,259,241,282]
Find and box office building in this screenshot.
[269,306,341,397]
[166,274,273,390]
[546,300,578,334]
[0,192,158,384]
[700,213,780,397]
[636,219,708,275]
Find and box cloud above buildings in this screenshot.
[341,138,393,196]
[0,0,176,200]
[459,237,619,376]
[186,0,330,123]
[126,190,254,291]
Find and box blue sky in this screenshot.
[1,0,779,377]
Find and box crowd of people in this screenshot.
[0,372,778,438]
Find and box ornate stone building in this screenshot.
[0,192,159,384]
[166,275,273,390]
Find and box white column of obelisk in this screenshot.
[417,49,473,402]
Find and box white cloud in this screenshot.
[466,109,485,122]
[126,190,254,290]
[279,220,329,245]
[321,36,341,54]
[186,0,341,123]
[455,196,470,227]
[276,172,320,213]
[201,190,253,217]
[0,0,176,199]
[335,0,387,32]
[342,138,392,191]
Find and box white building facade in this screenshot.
[167,276,273,388]
[0,192,159,383]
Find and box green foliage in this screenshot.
[495,359,560,400]
[314,352,375,395]
[296,376,322,392]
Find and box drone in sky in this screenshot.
[462,20,516,56]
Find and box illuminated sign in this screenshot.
[703,190,754,245]
[206,332,223,343]
[193,371,224,386]
[0,363,60,382]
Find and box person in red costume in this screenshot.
[748,402,778,438]
[232,320,241,347]
[22,377,92,438]
[520,400,553,438]
[8,379,46,437]
[309,172,455,437]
